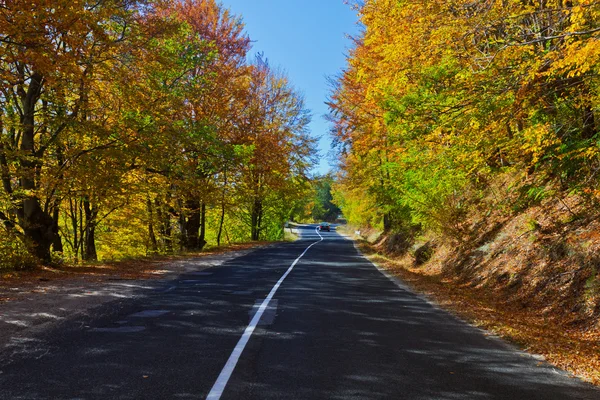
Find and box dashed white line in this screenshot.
[206,227,323,400]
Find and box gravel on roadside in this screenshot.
[0,245,268,363]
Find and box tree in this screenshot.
[329,0,600,238]
[0,0,319,266]
[239,56,315,241]
[0,0,161,262]
[311,175,341,222]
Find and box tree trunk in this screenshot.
[199,201,207,250]
[17,70,55,263]
[217,200,226,247]
[79,200,84,258]
[83,197,98,261]
[147,198,158,253]
[383,212,392,232]
[178,201,187,251]
[251,198,262,241]
[217,170,228,247]
[51,205,63,253]
[156,197,172,252]
[582,104,596,140]
[20,205,55,263]
[51,146,64,254]
[69,197,79,259]
[184,199,201,250]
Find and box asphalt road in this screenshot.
[1,225,599,399]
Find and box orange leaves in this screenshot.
[553,38,600,78]
[175,0,250,66]
[0,0,316,261]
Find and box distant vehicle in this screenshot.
[318,222,330,232]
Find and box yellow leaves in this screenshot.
[569,5,588,31]
[552,38,600,78]
[563,0,600,37]
[332,0,600,236]
[520,124,559,165]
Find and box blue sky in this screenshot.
[219,0,361,176]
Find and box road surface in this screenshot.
[0,225,598,399]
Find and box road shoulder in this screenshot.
[0,244,270,356]
[348,236,600,386]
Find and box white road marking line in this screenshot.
[206,227,323,400]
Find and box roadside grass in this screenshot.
[357,242,600,386]
[283,227,300,242]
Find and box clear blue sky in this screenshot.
[219,0,360,176]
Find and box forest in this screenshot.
[330,0,599,235]
[0,0,318,267]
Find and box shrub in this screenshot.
[0,231,38,270]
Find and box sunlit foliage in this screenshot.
[0,0,315,266]
[329,0,599,237]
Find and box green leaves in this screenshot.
[329,0,600,240]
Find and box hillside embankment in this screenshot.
[348,194,600,385]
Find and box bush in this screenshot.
[414,240,436,266]
[0,231,38,270]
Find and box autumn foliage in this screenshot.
[0,0,315,266]
[330,0,599,235]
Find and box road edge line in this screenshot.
[206,227,323,400]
